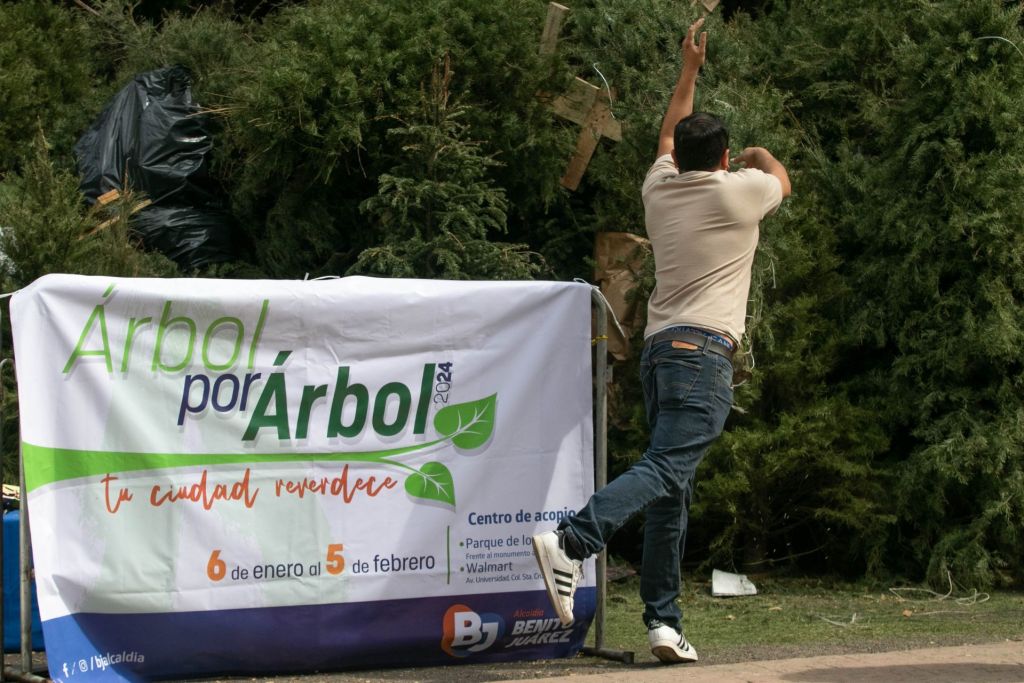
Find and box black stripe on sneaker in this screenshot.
[553,568,573,578]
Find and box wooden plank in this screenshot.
[97,188,121,206]
[550,78,598,127]
[560,135,598,190]
[540,2,570,55]
[537,2,625,190]
[72,0,101,16]
[560,96,612,190]
[550,78,621,141]
[80,199,153,239]
[601,113,622,143]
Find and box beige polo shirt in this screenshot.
[642,154,783,343]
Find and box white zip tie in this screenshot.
[592,64,617,119]
[975,35,1024,59]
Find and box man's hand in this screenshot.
[656,17,709,159]
[682,17,707,76]
[731,147,775,169]
[732,147,792,197]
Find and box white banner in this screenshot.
[12,274,595,680]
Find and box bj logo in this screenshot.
[441,604,505,657]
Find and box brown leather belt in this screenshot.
[646,328,735,361]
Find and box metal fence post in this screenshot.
[18,442,29,675]
[580,288,634,664]
[0,301,46,682]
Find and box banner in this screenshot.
[11,275,595,681]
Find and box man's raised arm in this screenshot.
[656,17,707,160]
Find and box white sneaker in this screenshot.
[532,531,582,626]
[648,621,698,663]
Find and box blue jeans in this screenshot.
[558,337,734,630]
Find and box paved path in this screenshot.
[7,641,1023,682]
[505,641,1024,683]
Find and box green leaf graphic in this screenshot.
[404,461,455,506]
[434,394,497,450]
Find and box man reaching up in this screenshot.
[533,16,790,664]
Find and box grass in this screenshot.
[594,574,1024,664]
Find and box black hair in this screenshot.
[673,112,729,171]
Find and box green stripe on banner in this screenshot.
[22,440,447,492]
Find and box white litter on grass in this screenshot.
[712,569,758,596]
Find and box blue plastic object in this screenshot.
[3,510,45,652]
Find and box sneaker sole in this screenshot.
[651,643,698,664]
[532,537,575,627]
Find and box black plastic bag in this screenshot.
[75,65,238,269]
[130,205,239,272]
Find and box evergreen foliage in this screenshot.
[702,0,1024,586]
[0,0,104,171]
[0,0,1021,587]
[352,56,538,279]
[0,131,178,288]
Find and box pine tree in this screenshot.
[0,131,178,288]
[725,0,1024,586]
[352,56,537,280]
[0,0,104,171]
[1,0,1021,586]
